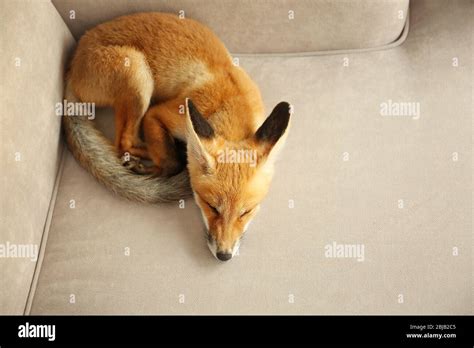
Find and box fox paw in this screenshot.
[122,154,148,174]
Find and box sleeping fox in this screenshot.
[63,12,291,261]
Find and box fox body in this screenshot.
[64,12,291,261]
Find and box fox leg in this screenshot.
[68,45,154,160]
[142,99,187,176]
[115,95,150,159]
[112,50,154,160]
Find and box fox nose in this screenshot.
[216,252,232,262]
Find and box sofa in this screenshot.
[1,0,471,315]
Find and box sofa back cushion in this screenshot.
[51,0,409,54]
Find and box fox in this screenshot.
[63,12,291,261]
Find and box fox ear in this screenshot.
[185,98,215,173]
[255,101,291,160]
[187,99,215,139]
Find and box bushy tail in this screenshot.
[62,83,192,203]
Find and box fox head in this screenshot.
[185,98,291,261]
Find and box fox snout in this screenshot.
[216,252,233,262]
[207,233,241,262]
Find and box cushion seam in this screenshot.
[23,143,67,315]
[231,12,410,58]
[50,0,75,39]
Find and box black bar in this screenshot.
[0,315,472,346]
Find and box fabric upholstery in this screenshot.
[0,0,75,314]
[51,0,409,54]
[28,0,471,314]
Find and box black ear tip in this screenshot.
[274,101,292,116]
[186,98,215,139]
[187,98,196,112]
[187,99,199,122]
[255,101,291,143]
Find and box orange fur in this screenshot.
[67,12,291,260]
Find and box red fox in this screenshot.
[63,12,291,261]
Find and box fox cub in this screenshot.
[64,12,291,261]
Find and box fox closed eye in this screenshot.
[206,201,219,215]
[240,206,256,218]
[240,210,250,218]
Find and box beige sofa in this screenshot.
[1,0,471,315]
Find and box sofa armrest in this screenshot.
[0,0,75,314]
